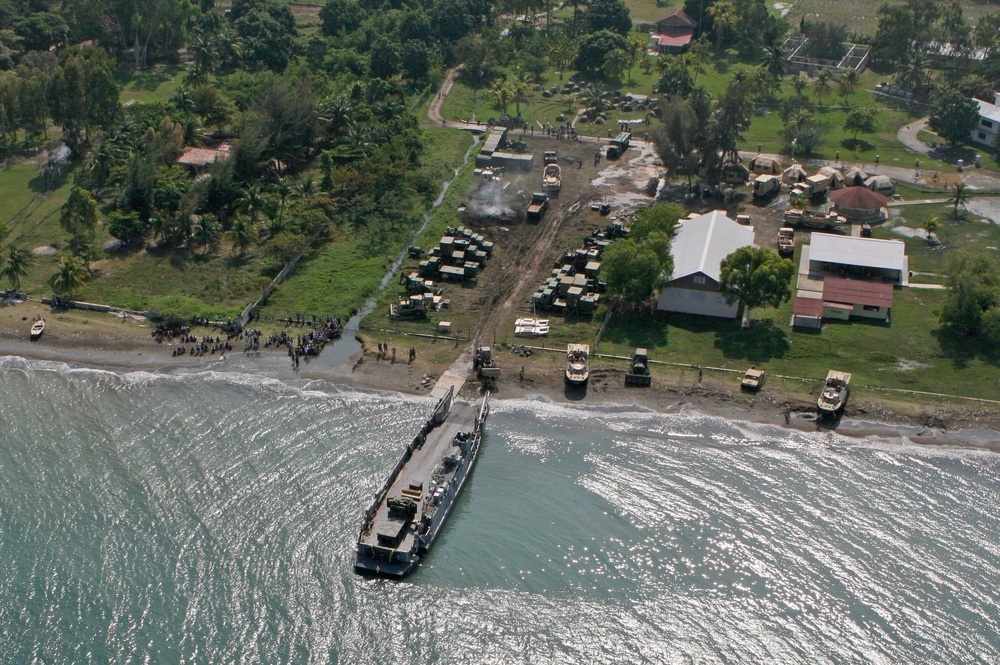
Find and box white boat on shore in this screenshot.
[30,317,45,341]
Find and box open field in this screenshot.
[784,0,997,37]
[121,68,186,105]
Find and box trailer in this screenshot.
[752,174,781,198]
[778,227,795,257]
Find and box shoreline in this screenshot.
[3,306,1000,454]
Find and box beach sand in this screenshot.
[2,301,999,452]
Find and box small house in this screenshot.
[650,10,697,55]
[656,210,756,319]
[177,143,232,174]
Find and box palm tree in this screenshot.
[489,80,513,116]
[237,185,265,225]
[923,215,939,243]
[707,1,737,50]
[50,256,88,296]
[813,70,833,106]
[751,67,775,102]
[191,216,221,255]
[949,182,969,215]
[837,69,859,107]
[1,246,35,291]
[508,74,532,117]
[759,43,786,80]
[268,177,291,232]
[224,214,259,257]
[791,75,809,99]
[895,52,930,97]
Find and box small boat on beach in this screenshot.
[30,317,45,341]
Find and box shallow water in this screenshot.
[0,358,997,663]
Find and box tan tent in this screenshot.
[782,163,807,185]
[749,155,782,175]
[865,174,894,195]
[818,166,846,189]
[844,167,868,186]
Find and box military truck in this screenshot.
[526,192,548,221]
[606,132,631,159]
[752,174,781,198]
[777,227,795,257]
[625,348,652,387]
[473,346,501,387]
[741,367,766,392]
[543,151,558,165]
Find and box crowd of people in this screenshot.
[153,315,343,367]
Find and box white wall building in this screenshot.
[656,210,756,319]
[972,93,1000,148]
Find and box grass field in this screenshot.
[784,0,996,37]
[260,128,477,322]
[120,68,186,105]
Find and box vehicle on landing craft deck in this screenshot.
[355,387,490,578]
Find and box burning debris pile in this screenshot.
[461,178,519,224]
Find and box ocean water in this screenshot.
[0,357,998,664]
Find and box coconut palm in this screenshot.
[707,1,738,50]
[508,74,532,117]
[489,80,513,116]
[791,75,809,99]
[268,177,292,232]
[1,246,35,291]
[759,43,786,80]
[837,69,859,107]
[224,214,259,257]
[236,185,265,225]
[949,182,969,215]
[895,52,931,97]
[813,70,833,105]
[191,216,221,254]
[49,256,88,296]
[923,215,939,242]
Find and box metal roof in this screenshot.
[670,210,756,283]
[822,277,894,308]
[808,233,907,274]
[975,97,1000,124]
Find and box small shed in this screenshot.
[829,186,888,223]
[782,163,807,185]
[864,174,895,195]
[844,166,868,186]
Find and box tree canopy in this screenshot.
[929,89,980,147]
[601,204,682,310]
[939,251,1000,342]
[718,246,794,326]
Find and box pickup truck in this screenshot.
[526,192,548,221]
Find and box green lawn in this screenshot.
[440,55,952,171]
[590,287,1000,401]
[121,68,186,105]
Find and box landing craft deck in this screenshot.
[355,387,489,577]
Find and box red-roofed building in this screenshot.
[177,143,233,174]
[650,10,697,54]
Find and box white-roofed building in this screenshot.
[656,210,756,318]
[802,233,908,285]
[792,233,907,329]
[972,93,1000,148]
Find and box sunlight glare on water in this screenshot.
[0,359,997,663]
